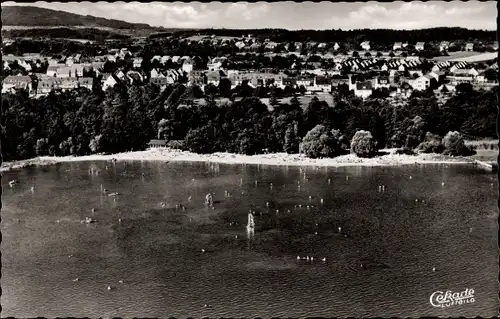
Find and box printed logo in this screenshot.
[430,288,475,308]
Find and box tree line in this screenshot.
[1,81,496,162]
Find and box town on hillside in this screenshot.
[2,32,498,100]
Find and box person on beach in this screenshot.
[205,193,214,207]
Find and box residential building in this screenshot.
[36,77,93,94]
[182,58,194,73]
[166,69,182,84]
[235,41,246,49]
[160,56,171,64]
[333,42,340,51]
[311,76,332,92]
[465,43,474,52]
[102,74,119,91]
[206,71,222,86]
[411,75,433,91]
[393,42,403,51]
[354,81,373,99]
[151,56,161,63]
[361,41,371,51]
[451,68,479,78]
[439,41,450,52]
[415,42,425,51]
[397,82,413,98]
[149,77,169,89]
[373,77,390,89]
[133,58,143,68]
[2,75,33,94]
[296,76,314,87]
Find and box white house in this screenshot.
[393,42,403,51]
[411,75,432,91]
[415,42,425,51]
[296,76,314,87]
[182,58,194,73]
[333,42,340,51]
[354,81,373,99]
[361,41,371,51]
[439,41,450,52]
[102,74,118,91]
[465,43,474,52]
[133,58,143,68]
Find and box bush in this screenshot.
[442,131,474,156]
[350,130,378,158]
[416,132,444,153]
[299,125,343,159]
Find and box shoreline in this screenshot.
[1,148,496,172]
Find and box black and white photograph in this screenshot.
[1,1,498,317]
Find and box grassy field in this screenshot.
[432,51,497,62]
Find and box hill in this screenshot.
[1,5,156,30]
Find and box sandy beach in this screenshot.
[1,147,494,173]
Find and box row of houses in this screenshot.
[2,75,93,95]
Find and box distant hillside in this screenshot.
[1,28,130,41]
[1,5,157,30]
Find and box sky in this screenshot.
[3,1,498,30]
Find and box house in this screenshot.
[296,76,314,87]
[165,69,182,84]
[373,77,390,89]
[206,71,222,86]
[397,82,413,98]
[381,64,389,71]
[265,42,278,50]
[437,84,456,93]
[147,139,168,149]
[160,56,171,64]
[354,81,373,99]
[228,72,286,89]
[171,56,181,63]
[126,71,143,84]
[115,70,126,81]
[133,58,143,68]
[465,43,474,52]
[451,68,479,78]
[415,42,425,51]
[333,43,340,51]
[235,41,246,49]
[398,64,407,72]
[107,55,117,63]
[182,58,194,73]
[393,42,403,51]
[18,60,32,71]
[102,74,120,91]
[208,57,226,71]
[119,48,130,59]
[411,75,433,91]
[2,76,33,94]
[312,76,332,92]
[150,69,162,79]
[317,43,327,49]
[283,77,297,87]
[151,56,161,63]
[66,57,75,66]
[361,41,371,51]
[439,41,450,52]
[149,77,169,89]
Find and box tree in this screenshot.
[352,51,359,58]
[350,130,377,158]
[416,132,444,153]
[35,138,49,156]
[376,51,383,57]
[364,51,372,57]
[442,131,473,156]
[299,125,343,159]
[284,123,301,154]
[184,125,215,154]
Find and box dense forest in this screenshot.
[2,28,131,41]
[173,27,497,44]
[1,82,496,161]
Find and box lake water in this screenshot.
[1,161,498,318]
